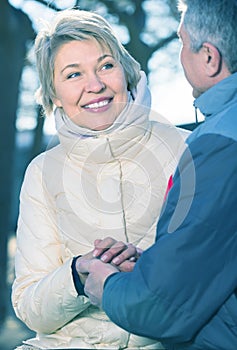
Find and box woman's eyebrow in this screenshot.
[61,63,79,74]
[97,54,114,62]
[60,54,114,74]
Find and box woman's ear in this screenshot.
[52,96,63,108]
[202,42,222,77]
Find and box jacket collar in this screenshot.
[194,72,237,119]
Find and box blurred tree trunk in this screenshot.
[31,106,45,159]
[0,0,34,326]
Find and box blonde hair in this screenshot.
[34,9,141,116]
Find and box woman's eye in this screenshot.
[101,63,114,71]
[67,72,81,79]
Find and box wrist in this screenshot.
[71,256,85,295]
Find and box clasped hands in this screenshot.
[75,237,142,308]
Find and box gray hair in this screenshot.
[178,0,237,73]
[34,9,141,116]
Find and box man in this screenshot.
[78,1,237,349]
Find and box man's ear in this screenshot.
[202,42,222,77]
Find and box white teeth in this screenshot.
[85,100,110,109]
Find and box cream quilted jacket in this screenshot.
[12,73,189,349]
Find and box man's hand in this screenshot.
[77,258,119,307]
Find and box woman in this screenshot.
[12,8,189,349]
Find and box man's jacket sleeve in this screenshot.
[102,134,237,343]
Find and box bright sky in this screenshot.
[150,61,196,126]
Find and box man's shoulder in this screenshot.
[189,105,237,144]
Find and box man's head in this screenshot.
[178,0,237,98]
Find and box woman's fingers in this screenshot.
[93,236,142,265]
[93,237,119,258]
[111,243,136,265]
[98,240,128,263]
[116,260,136,272]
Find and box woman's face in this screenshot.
[53,38,128,130]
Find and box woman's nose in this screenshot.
[85,73,105,93]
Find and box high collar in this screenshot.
[194,72,237,119]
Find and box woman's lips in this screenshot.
[83,97,113,111]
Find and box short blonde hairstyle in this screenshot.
[34,9,141,116]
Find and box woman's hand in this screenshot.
[75,250,95,285]
[75,237,143,285]
[93,237,143,272]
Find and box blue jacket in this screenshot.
[102,73,237,350]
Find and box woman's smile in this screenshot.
[82,97,113,112]
[53,39,128,130]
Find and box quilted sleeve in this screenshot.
[12,155,90,334]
